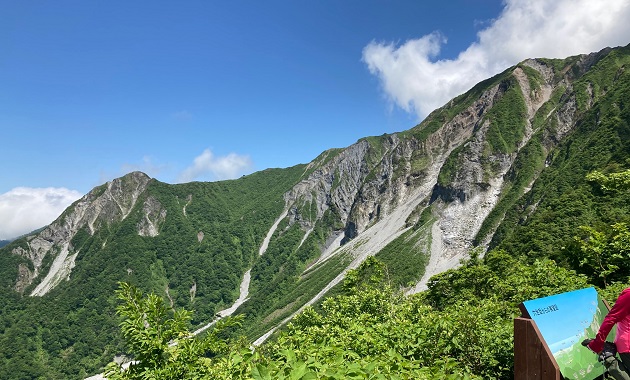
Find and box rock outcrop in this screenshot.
[12,172,152,296]
[279,54,594,293]
[137,196,167,237]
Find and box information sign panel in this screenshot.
[522,287,615,380]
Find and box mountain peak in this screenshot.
[10,170,154,296]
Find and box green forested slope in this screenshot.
[0,166,307,379]
[491,45,630,268]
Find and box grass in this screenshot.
[484,76,528,155]
[375,217,433,288]
[244,250,353,339]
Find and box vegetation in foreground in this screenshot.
[106,252,629,380]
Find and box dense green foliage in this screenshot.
[373,213,433,288]
[104,283,244,380]
[563,169,630,288]
[436,142,467,186]
[484,77,528,156]
[492,46,630,263]
[105,252,604,380]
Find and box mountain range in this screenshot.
[1,43,629,379]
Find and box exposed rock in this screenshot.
[190,281,197,303]
[281,75,501,263]
[137,196,167,237]
[182,194,192,216]
[14,263,36,295]
[10,172,152,296]
[30,243,79,297]
[280,56,588,294]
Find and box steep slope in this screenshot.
[491,45,630,262]
[11,172,152,296]
[0,44,629,379]
[237,44,630,339]
[0,166,306,379]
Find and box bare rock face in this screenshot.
[14,263,36,294]
[137,196,167,237]
[11,172,152,295]
[284,141,371,229]
[281,57,587,292]
[282,76,504,253]
[429,64,554,254]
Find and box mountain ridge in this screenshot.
[1,43,629,379]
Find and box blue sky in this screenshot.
[2,0,630,239]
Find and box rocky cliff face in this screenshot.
[137,196,167,237]
[12,172,152,295]
[279,49,608,292]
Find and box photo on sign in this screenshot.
[522,287,615,380]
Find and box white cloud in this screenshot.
[363,0,630,119]
[178,148,254,183]
[0,187,82,240]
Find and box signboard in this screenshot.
[521,287,615,380]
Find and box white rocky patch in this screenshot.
[259,208,289,256]
[30,243,79,296]
[137,196,167,237]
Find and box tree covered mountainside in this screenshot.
[0,44,629,379]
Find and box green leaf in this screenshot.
[289,361,307,380]
[252,364,272,380]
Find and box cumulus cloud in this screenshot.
[363,0,630,119]
[0,187,82,240]
[178,148,254,183]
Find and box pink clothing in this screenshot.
[589,288,630,353]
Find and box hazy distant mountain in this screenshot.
[1,44,629,379]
